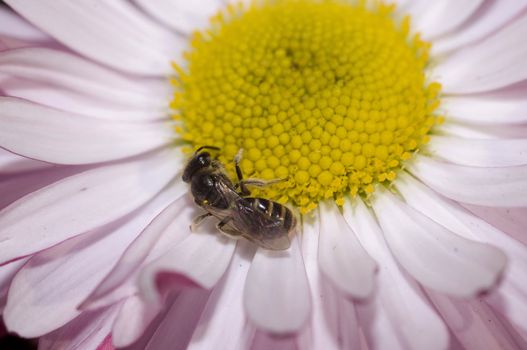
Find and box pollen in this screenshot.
[171,0,442,213]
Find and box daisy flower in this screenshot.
[1,0,527,349]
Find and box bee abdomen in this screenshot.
[283,206,294,230]
[251,198,295,230]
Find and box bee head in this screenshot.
[182,151,213,182]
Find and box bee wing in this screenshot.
[241,230,291,251]
[234,198,294,251]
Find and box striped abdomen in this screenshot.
[244,197,295,232]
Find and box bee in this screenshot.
[182,146,296,250]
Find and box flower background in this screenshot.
[1,1,527,350]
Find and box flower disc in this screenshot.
[172,0,442,212]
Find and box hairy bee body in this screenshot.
[183,146,295,250]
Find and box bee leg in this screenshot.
[217,217,243,238]
[190,212,213,232]
[234,148,251,196]
[239,178,286,188]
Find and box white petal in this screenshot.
[432,0,527,55]
[39,306,119,350]
[442,95,527,125]
[428,292,522,350]
[81,194,192,310]
[298,215,361,350]
[426,135,527,167]
[187,242,254,350]
[144,290,211,350]
[0,149,183,264]
[139,230,236,303]
[244,234,311,334]
[408,155,527,207]
[0,97,172,164]
[395,173,527,333]
[318,200,377,299]
[0,48,169,107]
[438,121,501,139]
[372,187,507,297]
[134,0,223,34]
[2,83,168,122]
[112,295,163,348]
[343,198,450,350]
[0,48,170,120]
[435,15,527,94]
[5,0,185,75]
[3,183,181,337]
[413,0,483,40]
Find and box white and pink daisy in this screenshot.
[1,1,527,349]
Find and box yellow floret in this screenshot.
[172,0,441,212]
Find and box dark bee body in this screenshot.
[232,197,295,245]
[182,146,296,250]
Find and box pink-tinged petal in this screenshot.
[428,293,523,350]
[0,7,49,42]
[117,295,177,350]
[134,0,223,34]
[413,0,484,40]
[343,198,449,350]
[244,234,311,334]
[139,230,236,303]
[432,0,527,55]
[3,183,182,337]
[39,306,119,350]
[187,241,254,350]
[0,258,27,297]
[0,148,50,174]
[372,187,506,297]
[298,216,361,350]
[318,201,377,299]
[112,295,163,348]
[5,0,185,76]
[395,173,527,333]
[251,332,298,350]
[408,155,527,207]
[97,335,115,350]
[436,15,527,94]
[0,48,171,120]
[0,165,84,211]
[0,97,172,164]
[494,308,527,347]
[462,205,527,246]
[442,95,527,125]
[426,136,527,167]
[439,121,527,140]
[81,193,191,310]
[142,290,211,350]
[0,149,182,264]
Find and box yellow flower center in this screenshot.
[171,0,442,213]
